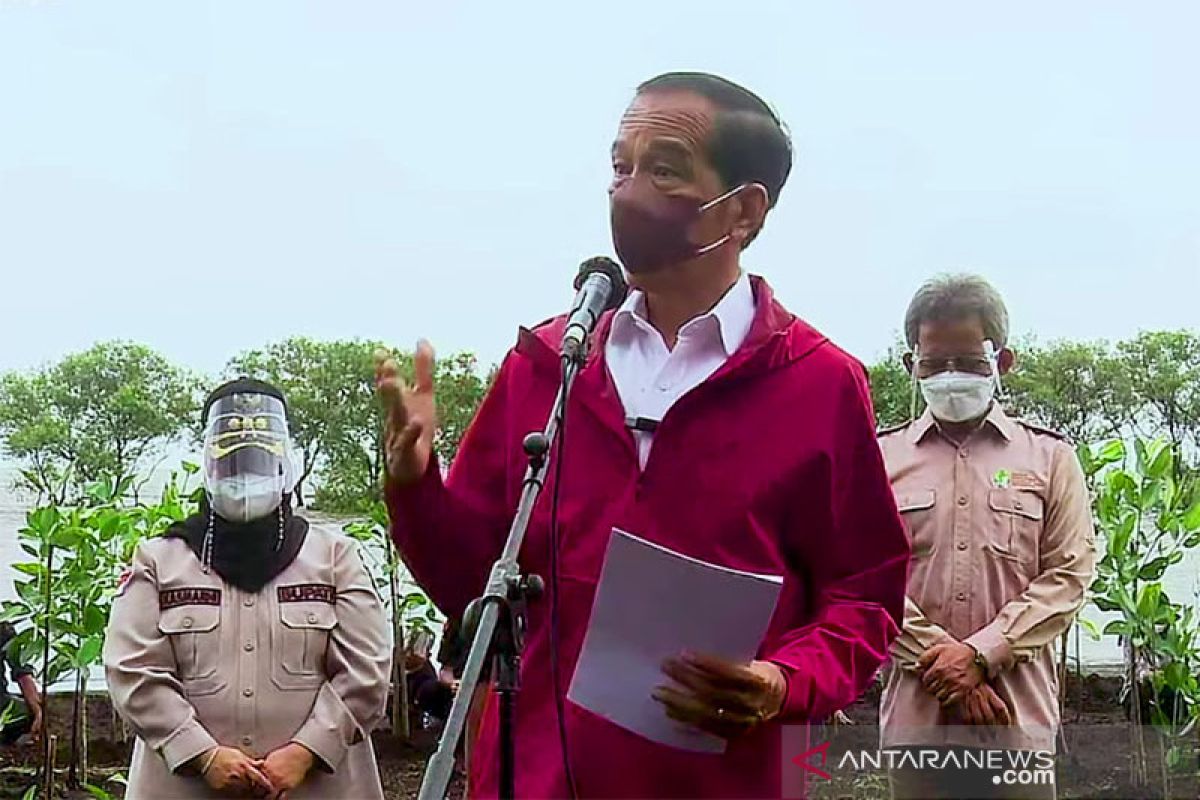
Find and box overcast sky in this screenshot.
[1,1,1196,379]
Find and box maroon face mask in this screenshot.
[609,179,745,274]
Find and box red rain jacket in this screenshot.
[387,276,910,798]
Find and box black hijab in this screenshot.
[165,494,308,594]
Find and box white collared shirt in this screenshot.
[605,272,755,469]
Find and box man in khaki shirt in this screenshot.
[878,275,1096,800]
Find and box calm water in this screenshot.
[3,461,1193,684]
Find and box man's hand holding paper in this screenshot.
[654,652,786,739]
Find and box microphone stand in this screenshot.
[418,351,585,800]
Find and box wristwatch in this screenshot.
[969,644,989,675]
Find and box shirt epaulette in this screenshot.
[876,420,912,438]
[1014,418,1067,441]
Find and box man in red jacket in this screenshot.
[377,72,910,798]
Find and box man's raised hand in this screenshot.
[374,341,437,486]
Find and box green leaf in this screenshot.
[81,783,115,800]
[1183,500,1200,533]
[1147,442,1173,479]
[1134,439,1149,474]
[1097,440,1125,466]
[1136,583,1163,620]
[50,527,83,548]
[84,604,106,635]
[402,592,429,605]
[17,639,43,673]
[1115,582,1138,618]
[1110,513,1136,556]
[1163,662,1189,691]
[99,513,126,541]
[1138,478,1165,511]
[1076,442,1094,476]
[16,580,43,607]
[1109,471,1139,508]
[1102,620,1127,637]
[181,460,200,474]
[1077,618,1102,641]
[0,605,29,624]
[85,481,112,504]
[76,635,103,668]
[1138,557,1172,581]
[21,785,37,800]
[12,563,44,578]
[27,506,61,535]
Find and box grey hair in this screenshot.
[903,273,1009,349]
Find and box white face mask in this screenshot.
[919,371,995,423]
[209,474,283,523]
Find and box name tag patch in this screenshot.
[278,584,336,604]
[159,587,221,609]
[1010,470,1043,491]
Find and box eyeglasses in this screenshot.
[912,354,994,379]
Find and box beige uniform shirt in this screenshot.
[104,525,391,799]
[878,406,1096,752]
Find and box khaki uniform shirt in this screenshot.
[878,406,1096,752]
[104,526,391,799]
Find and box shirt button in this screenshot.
[243,597,255,607]
[957,496,968,506]
[1014,500,1023,510]
[959,450,969,459]
[956,592,967,602]
[957,541,968,551]
[306,613,318,624]
[243,641,255,652]
[243,688,254,698]
[182,617,193,629]
[241,736,253,746]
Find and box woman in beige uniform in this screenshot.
[104,379,390,799]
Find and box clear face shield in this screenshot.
[202,392,296,523]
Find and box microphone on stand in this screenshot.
[561,257,628,361]
[419,255,626,800]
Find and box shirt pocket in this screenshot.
[986,488,1043,565]
[271,601,337,691]
[158,606,225,697]
[896,489,937,559]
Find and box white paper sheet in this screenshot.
[566,528,784,753]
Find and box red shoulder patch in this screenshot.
[115,566,134,597]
